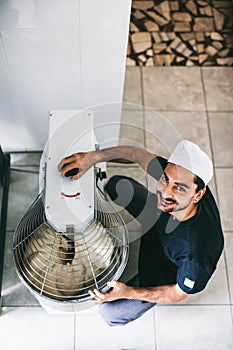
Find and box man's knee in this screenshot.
[98,302,130,327]
[98,299,155,327]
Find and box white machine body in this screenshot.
[44,110,95,233]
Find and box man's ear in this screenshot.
[193,187,206,204]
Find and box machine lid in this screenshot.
[44,109,95,233]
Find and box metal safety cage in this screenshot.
[13,183,129,308]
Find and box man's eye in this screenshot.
[176,186,185,192]
[161,175,167,183]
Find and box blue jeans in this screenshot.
[98,275,156,326]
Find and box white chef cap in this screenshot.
[168,140,213,186]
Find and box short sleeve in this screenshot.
[147,156,167,181]
[176,259,214,294]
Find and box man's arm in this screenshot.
[89,280,190,304]
[58,146,156,180]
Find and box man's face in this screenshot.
[156,163,198,214]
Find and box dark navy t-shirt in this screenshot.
[138,157,224,294]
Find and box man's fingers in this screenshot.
[58,158,71,171]
[88,289,105,303]
[70,174,80,181]
[88,290,95,298]
[58,161,72,174]
[61,165,74,177]
[93,289,105,299]
[58,154,77,171]
[107,280,117,288]
[58,160,78,177]
[58,152,88,179]
[57,160,64,172]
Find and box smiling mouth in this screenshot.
[160,198,175,206]
[157,192,176,207]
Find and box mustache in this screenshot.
[157,191,177,204]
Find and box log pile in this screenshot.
[127,0,233,66]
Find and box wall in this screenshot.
[0,0,131,151]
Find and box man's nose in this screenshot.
[162,183,174,199]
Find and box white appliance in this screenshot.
[13,110,128,314]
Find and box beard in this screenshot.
[156,190,193,213]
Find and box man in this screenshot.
[58,140,224,326]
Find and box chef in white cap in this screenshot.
[59,140,224,326]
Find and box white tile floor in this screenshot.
[1,67,233,350]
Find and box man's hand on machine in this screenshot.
[58,151,95,180]
[88,281,130,302]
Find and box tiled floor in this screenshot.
[1,66,233,349]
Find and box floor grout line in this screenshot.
[140,66,147,148]
[200,67,218,191]
[200,67,233,325]
[214,166,233,169]
[153,308,157,350]
[74,315,76,350]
